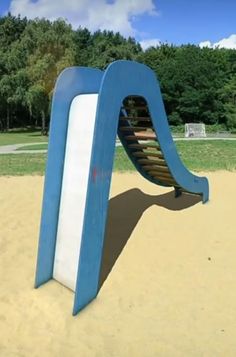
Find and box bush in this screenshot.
[170,125,184,134]
[205,124,228,133]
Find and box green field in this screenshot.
[16,144,48,151]
[0,140,236,175]
[176,140,236,171]
[0,130,48,146]
[0,154,47,175]
[114,140,236,172]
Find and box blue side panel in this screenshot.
[35,67,103,288]
[73,60,209,314]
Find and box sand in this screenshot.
[0,172,236,357]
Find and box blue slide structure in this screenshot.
[35,60,209,315]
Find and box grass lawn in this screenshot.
[16,144,48,151]
[0,140,236,175]
[0,130,48,146]
[176,140,236,171]
[0,154,47,175]
[115,140,236,172]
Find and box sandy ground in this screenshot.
[0,172,236,357]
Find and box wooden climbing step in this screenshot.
[142,166,170,173]
[119,116,151,122]
[119,126,153,132]
[142,169,173,178]
[153,176,179,186]
[137,158,167,166]
[124,134,157,141]
[128,143,160,150]
[122,106,149,111]
[132,151,163,159]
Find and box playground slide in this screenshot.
[35,60,209,315]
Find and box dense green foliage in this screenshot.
[0,14,235,133]
[140,45,236,129]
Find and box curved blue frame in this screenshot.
[73,60,209,314]
[35,60,209,315]
[35,67,103,288]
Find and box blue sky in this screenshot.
[1,0,236,49]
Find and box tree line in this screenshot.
[0,13,235,133]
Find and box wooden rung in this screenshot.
[142,166,177,179]
[122,106,149,111]
[128,143,160,150]
[124,135,157,141]
[132,151,163,158]
[153,176,179,186]
[137,158,167,166]
[151,174,176,183]
[146,174,175,184]
[155,177,173,181]
[143,165,170,173]
[142,169,172,178]
[144,170,176,184]
[153,173,174,181]
[123,95,144,99]
[143,164,169,170]
[119,126,153,132]
[119,116,151,122]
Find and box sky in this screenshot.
[0,0,236,50]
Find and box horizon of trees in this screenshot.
[0,13,235,133]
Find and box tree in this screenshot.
[26,84,48,133]
[140,44,230,126]
[220,76,236,129]
[0,14,235,132]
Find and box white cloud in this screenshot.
[9,0,158,37]
[199,41,212,48]
[199,34,236,49]
[140,38,161,50]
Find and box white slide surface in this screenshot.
[53,93,98,291]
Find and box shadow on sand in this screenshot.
[98,188,201,291]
